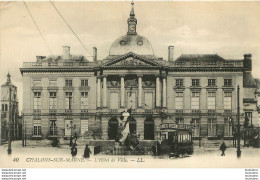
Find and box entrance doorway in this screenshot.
[108,118,118,140]
[144,118,154,140]
[129,117,136,134]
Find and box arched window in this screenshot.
[129,117,136,134]
[144,118,154,140]
[108,118,118,140]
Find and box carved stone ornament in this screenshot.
[143,80,155,87]
[108,80,119,87]
[120,57,146,66]
[125,79,138,88]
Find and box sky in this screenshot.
[1,1,260,113]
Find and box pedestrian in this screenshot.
[71,143,77,157]
[83,144,92,158]
[220,141,227,156]
[152,145,156,156]
[74,133,78,144]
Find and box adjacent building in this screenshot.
[1,73,21,143]
[20,2,259,146]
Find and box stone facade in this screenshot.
[19,2,259,146]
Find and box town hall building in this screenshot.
[20,2,259,147]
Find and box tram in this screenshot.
[158,123,193,157]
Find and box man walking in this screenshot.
[220,141,227,156]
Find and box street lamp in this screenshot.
[67,120,76,147]
[237,85,241,158]
[7,87,12,155]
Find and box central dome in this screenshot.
[109,34,154,57]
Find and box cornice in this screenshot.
[20,66,244,75]
[20,68,95,75]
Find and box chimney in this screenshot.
[63,46,70,60]
[36,56,46,62]
[93,47,97,61]
[168,46,174,61]
[244,54,252,71]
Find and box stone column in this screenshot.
[156,76,161,107]
[103,76,107,108]
[162,76,167,108]
[97,76,101,108]
[120,76,125,108]
[138,75,142,107]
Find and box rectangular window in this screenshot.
[81,92,89,110]
[110,92,119,109]
[49,92,57,110]
[144,92,153,109]
[50,120,57,136]
[33,80,41,87]
[65,120,72,136]
[175,117,184,124]
[224,79,232,86]
[49,80,57,87]
[65,80,72,87]
[33,92,41,110]
[65,92,73,110]
[191,92,200,110]
[175,79,183,87]
[245,112,252,126]
[81,119,89,136]
[224,117,233,136]
[208,92,216,110]
[192,79,200,87]
[1,104,8,112]
[33,126,41,136]
[128,92,136,109]
[208,79,216,86]
[191,118,200,137]
[175,92,183,110]
[208,118,217,136]
[224,92,232,110]
[33,120,41,136]
[81,79,88,87]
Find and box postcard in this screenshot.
[0,1,260,168]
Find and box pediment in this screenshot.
[103,53,161,67]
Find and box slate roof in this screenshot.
[39,55,89,63]
[175,54,226,62]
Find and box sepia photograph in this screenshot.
[0,0,260,169]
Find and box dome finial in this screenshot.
[130,0,135,17]
[127,0,137,35]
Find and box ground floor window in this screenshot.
[33,126,41,136]
[144,118,154,140]
[65,120,72,136]
[108,118,118,140]
[191,118,200,137]
[50,120,57,136]
[224,117,233,136]
[81,119,89,136]
[33,120,41,136]
[208,118,216,136]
